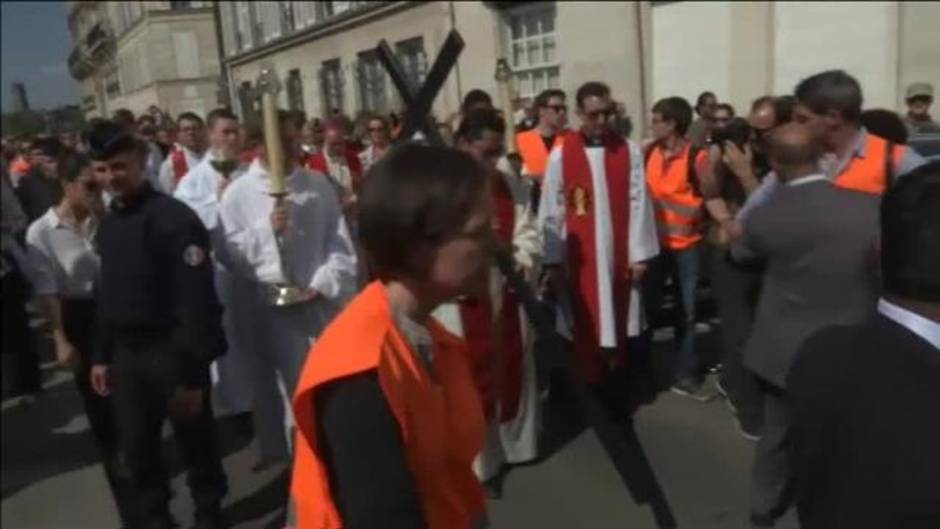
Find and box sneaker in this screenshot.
[670,379,712,401]
[734,414,761,442]
[715,380,739,414]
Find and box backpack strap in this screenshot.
[687,144,703,197]
[884,141,896,189]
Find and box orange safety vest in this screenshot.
[645,143,705,251]
[516,128,566,180]
[833,133,905,195]
[291,281,487,529]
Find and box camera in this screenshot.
[710,117,752,151]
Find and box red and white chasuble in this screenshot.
[538,133,660,385]
[432,166,542,482]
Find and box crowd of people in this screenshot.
[1,68,938,529]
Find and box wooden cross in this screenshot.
[375,29,465,146]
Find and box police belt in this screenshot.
[110,325,171,346]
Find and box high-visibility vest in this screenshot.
[291,281,486,529]
[834,133,905,195]
[516,128,566,180]
[645,143,705,250]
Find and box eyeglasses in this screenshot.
[546,104,568,113]
[585,108,616,120]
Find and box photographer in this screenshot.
[700,96,789,440]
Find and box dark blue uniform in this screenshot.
[95,181,228,528]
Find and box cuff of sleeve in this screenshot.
[309,267,339,299]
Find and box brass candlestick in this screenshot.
[256,62,314,307]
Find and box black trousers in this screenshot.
[1,266,41,399]
[708,245,764,430]
[62,299,136,524]
[111,333,227,526]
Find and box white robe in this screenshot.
[174,154,255,416]
[144,141,164,192]
[433,166,542,482]
[158,144,205,195]
[538,139,660,343]
[219,160,358,462]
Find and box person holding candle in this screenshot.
[219,107,358,466]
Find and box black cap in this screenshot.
[87,120,140,161]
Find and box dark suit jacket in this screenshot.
[733,179,879,387]
[788,314,940,529]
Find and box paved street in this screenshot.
[3,329,799,529]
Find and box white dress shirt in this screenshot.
[878,298,940,350]
[25,207,99,298]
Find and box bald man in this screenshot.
[732,123,881,527]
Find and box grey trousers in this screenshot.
[751,380,794,521]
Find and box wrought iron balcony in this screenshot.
[67,22,115,80]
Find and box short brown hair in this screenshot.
[359,144,488,279]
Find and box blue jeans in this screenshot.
[643,242,702,384]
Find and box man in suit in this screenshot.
[731,123,881,527]
[788,161,940,529]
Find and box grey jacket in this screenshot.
[733,178,880,388]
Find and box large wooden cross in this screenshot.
[374,29,676,528]
[375,29,464,146]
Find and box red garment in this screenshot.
[561,133,631,383]
[458,172,524,422]
[237,149,258,164]
[305,147,364,193]
[170,147,189,184]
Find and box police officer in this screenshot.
[86,121,228,529]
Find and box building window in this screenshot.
[169,1,192,9]
[235,2,254,52]
[280,1,296,33]
[292,1,318,29]
[505,4,559,99]
[258,1,282,43]
[320,59,344,116]
[238,81,258,122]
[357,50,387,113]
[287,69,305,112]
[395,37,427,93]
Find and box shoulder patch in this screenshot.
[183,244,207,267]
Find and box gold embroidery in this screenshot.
[568,185,591,217]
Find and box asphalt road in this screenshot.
[2,326,800,529]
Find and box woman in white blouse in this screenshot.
[24,152,134,525]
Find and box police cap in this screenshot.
[87,120,141,161]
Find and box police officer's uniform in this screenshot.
[88,123,228,529]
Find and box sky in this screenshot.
[1,1,80,112]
